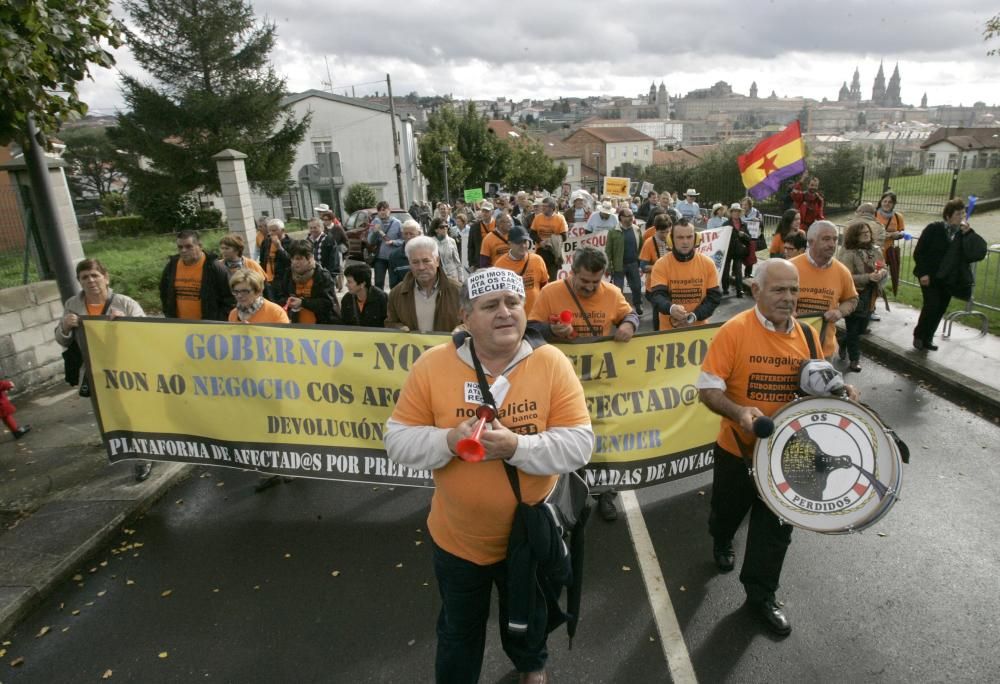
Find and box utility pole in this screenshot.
[386,73,406,208]
[23,115,77,301]
[441,146,452,205]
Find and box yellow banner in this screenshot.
[79,318,821,489]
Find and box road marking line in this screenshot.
[31,388,78,407]
[621,489,698,684]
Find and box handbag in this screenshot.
[63,296,114,387]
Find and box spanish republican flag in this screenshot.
[738,121,806,200]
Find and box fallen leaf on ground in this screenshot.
[414,541,423,546]
[102,669,113,679]
[212,588,220,593]
[407,640,415,646]
[622,566,631,572]
[72,574,83,581]
[161,590,172,598]
[330,571,340,577]
[126,579,135,585]
[71,610,81,616]
[97,591,107,597]
[216,482,225,487]
[99,560,108,567]
[283,553,291,559]
[158,651,168,659]
[175,499,183,505]
[35,626,51,638]
[11,656,25,667]
[395,563,404,568]
[679,586,686,592]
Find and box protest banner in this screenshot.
[81,317,829,490]
[463,188,484,203]
[603,176,630,198]
[696,226,732,277]
[639,181,654,198]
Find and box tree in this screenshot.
[986,13,1000,55]
[417,105,470,200]
[809,145,865,210]
[344,183,378,214]
[61,127,128,198]
[503,141,565,193]
[109,0,309,201]
[0,0,123,144]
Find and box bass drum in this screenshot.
[752,396,902,534]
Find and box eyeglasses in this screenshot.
[232,288,253,295]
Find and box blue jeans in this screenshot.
[433,542,547,683]
[612,261,644,311]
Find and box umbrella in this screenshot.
[885,243,901,296]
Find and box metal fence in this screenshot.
[0,184,46,289]
[860,156,1000,215]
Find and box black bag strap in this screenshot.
[563,280,600,337]
[467,338,523,501]
[796,319,821,360]
[519,258,531,276]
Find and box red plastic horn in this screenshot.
[456,404,497,462]
[559,310,573,324]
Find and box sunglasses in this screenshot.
[232,288,253,295]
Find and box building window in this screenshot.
[926,153,936,169]
[567,164,575,177]
[312,139,333,157]
[610,148,616,160]
[947,153,958,169]
[633,145,638,158]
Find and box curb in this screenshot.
[0,463,193,639]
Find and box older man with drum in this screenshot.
[696,259,858,636]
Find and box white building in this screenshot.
[246,90,427,219]
[920,126,1000,173]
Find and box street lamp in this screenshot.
[441,145,452,206]
[593,151,602,195]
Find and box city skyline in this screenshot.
[78,2,998,115]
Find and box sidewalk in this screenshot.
[1,299,997,638]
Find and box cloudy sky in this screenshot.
[79,1,998,116]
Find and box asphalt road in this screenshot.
[3,359,999,683]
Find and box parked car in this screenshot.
[344,208,413,263]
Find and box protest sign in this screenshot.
[463,188,484,203]
[603,177,630,198]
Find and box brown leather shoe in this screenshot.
[519,670,547,684]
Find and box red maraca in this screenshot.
[456,404,496,462]
[559,310,573,324]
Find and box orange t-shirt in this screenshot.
[642,226,656,244]
[876,211,905,252]
[174,255,205,320]
[295,279,317,324]
[789,254,858,357]
[531,213,568,242]
[480,231,511,265]
[639,235,670,289]
[227,299,290,324]
[702,308,814,456]
[529,279,633,337]
[86,301,105,316]
[390,342,590,565]
[649,253,719,329]
[494,252,549,314]
[264,243,278,282]
[769,233,784,255]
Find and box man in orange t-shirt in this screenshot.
[529,246,638,342]
[789,221,858,358]
[698,259,858,636]
[158,230,233,320]
[385,267,593,684]
[480,213,514,267]
[494,226,548,314]
[648,219,721,330]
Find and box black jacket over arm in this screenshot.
[273,266,341,324]
[159,252,233,320]
[913,221,988,299]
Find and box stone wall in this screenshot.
[0,281,64,395]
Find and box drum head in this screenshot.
[753,396,902,534]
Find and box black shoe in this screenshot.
[134,462,153,482]
[869,313,881,321]
[748,597,792,636]
[598,491,618,522]
[636,308,644,316]
[735,291,744,298]
[912,338,924,351]
[13,425,31,440]
[848,363,862,373]
[713,540,735,572]
[79,382,91,398]
[924,341,939,351]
